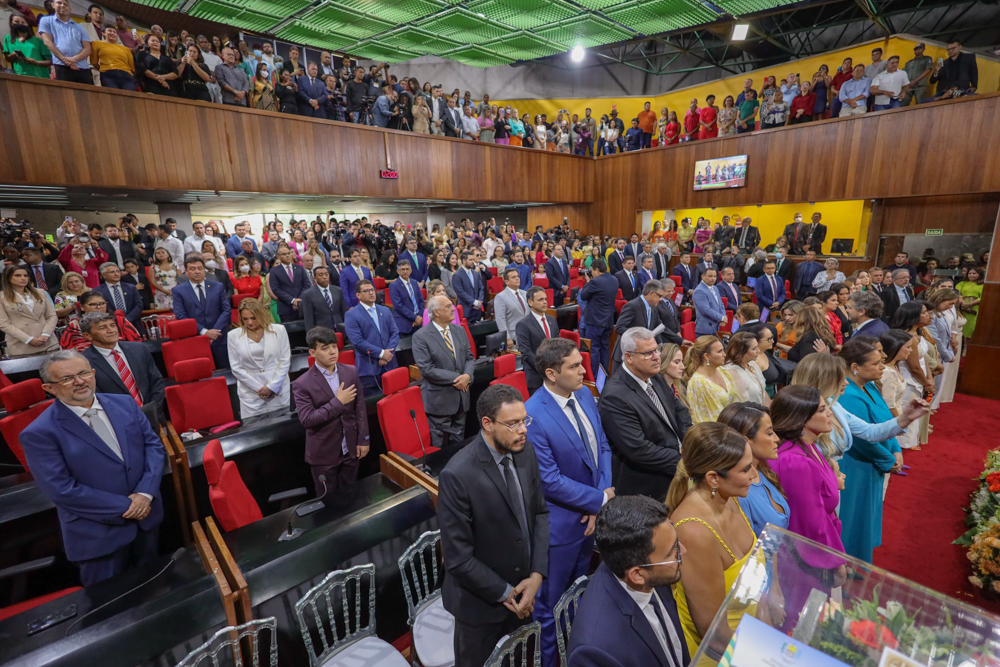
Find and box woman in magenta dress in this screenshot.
[694,219,713,253]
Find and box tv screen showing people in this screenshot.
[693,155,748,191]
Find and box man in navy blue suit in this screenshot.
[225,221,257,260]
[96,262,143,333]
[389,259,424,336]
[172,255,231,369]
[270,246,311,321]
[671,252,697,299]
[716,266,742,314]
[636,255,656,291]
[296,62,329,118]
[453,250,485,324]
[616,256,640,302]
[606,238,626,275]
[344,279,399,395]
[754,261,786,311]
[22,350,165,586]
[339,248,373,309]
[623,233,642,259]
[400,236,427,285]
[578,259,618,379]
[544,243,571,302]
[505,248,533,291]
[525,339,613,667]
[567,496,688,667]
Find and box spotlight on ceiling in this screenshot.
[571,45,585,62]
[732,23,749,41]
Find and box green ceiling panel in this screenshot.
[415,7,511,42]
[712,0,798,17]
[439,44,512,68]
[483,30,567,60]
[535,13,634,48]
[605,0,720,35]
[131,0,183,11]
[347,39,423,62]
[294,2,395,39]
[275,22,359,51]
[380,26,463,55]
[189,0,281,32]
[335,0,448,24]
[571,0,630,9]
[465,0,578,30]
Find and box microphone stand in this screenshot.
[410,409,431,473]
[279,475,328,542]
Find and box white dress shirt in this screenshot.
[108,238,124,268]
[615,578,684,667]
[184,233,223,256]
[542,385,601,481]
[533,311,551,336]
[95,343,135,378]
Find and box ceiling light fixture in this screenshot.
[571,45,585,62]
[732,23,749,41]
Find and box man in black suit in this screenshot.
[202,251,234,297]
[613,281,665,365]
[598,327,691,503]
[438,384,549,667]
[694,251,717,282]
[22,246,62,298]
[81,312,165,417]
[301,266,346,332]
[782,212,809,255]
[98,222,138,269]
[651,244,670,281]
[515,286,558,394]
[270,246,311,321]
[441,97,463,138]
[615,256,639,302]
[670,252,696,298]
[733,216,760,254]
[880,268,915,324]
[606,238,627,275]
[544,244,571,303]
[773,251,793,283]
[655,281,684,346]
[121,259,152,310]
[869,267,885,296]
[578,259,618,380]
[805,212,827,253]
[96,263,144,332]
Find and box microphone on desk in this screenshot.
[279,475,328,542]
[64,548,186,637]
[410,409,430,472]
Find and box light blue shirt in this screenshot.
[839,76,872,102]
[640,295,654,328]
[895,284,909,304]
[829,400,905,460]
[38,15,91,67]
[373,95,394,127]
[780,82,799,102]
[316,365,349,455]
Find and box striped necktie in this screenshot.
[442,327,456,359]
[112,350,142,407]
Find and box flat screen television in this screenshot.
[693,155,747,191]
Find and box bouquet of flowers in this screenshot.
[955,449,1000,596]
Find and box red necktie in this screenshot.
[541,315,551,338]
[112,350,143,407]
[33,265,47,291]
[516,292,526,313]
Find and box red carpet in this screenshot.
[873,393,1000,612]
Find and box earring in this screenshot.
[854,371,858,375]
[711,487,718,498]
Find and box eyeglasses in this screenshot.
[494,416,533,432]
[627,348,661,360]
[359,287,376,294]
[51,369,95,386]
[638,539,682,569]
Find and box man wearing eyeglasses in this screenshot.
[438,384,549,667]
[20,350,166,587]
[567,495,688,667]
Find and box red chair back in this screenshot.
[579,350,595,382]
[378,386,438,458]
[463,320,477,359]
[494,354,516,378]
[161,319,215,378]
[487,277,504,294]
[373,277,386,290]
[545,289,555,308]
[381,367,410,396]
[490,372,529,401]
[339,349,356,365]
[226,258,233,271]
[456,304,464,321]
[569,268,579,279]
[534,276,549,289]
[203,439,263,532]
[616,289,623,299]
[572,258,581,268]
[570,278,585,290]
[0,380,52,468]
[721,296,728,310]
[725,311,735,332]
[232,293,253,325]
[681,308,693,325]
[681,322,696,341]
[615,300,627,314]
[381,288,392,307]
[488,267,498,277]
[559,330,580,347]
[0,587,82,623]
[669,276,682,289]
[165,359,234,432]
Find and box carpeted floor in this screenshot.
[873,392,1000,612]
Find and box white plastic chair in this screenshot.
[554,576,589,667]
[485,621,540,667]
[397,530,455,667]
[176,616,278,667]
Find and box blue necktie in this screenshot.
[112,285,125,312]
[368,306,380,331]
[323,288,333,309]
[566,398,597,472]
[629,273,635,291]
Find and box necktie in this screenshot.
[323,288,333,310]
[356,266,363,279]
[286,265,294,282]
[112,350,143,407]
[404,280,414,303]
[649,594,682,667]
[197,283,204,304]
[83,408,123,459]
[500,456,528,542]
[368,306,380,331]
[33,265,47,291]
[794,224,801,245]
[645,382,673,431]
[442,327,456,359]
[515,292,526,314]
[112,285,125,312]
[566,398,597,469]
[769,275,776,300]
[541,315,551,338]
[629,273,635,291]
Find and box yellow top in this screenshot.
[673,504,759,663]
[89,40,135,75]
[686,368,741,423]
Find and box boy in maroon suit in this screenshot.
[292,327,370,496]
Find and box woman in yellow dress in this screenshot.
[680,336,742,423]
[668,422,760,662]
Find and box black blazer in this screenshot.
[301,284,347,332]
[612,297,675,363]
[598,369,691,503]
[734,224,761,253]
[615,270,639,302]
[120,272,152,310]
[515,312,558,390]
[82,342,165,413]
[26,261,63,298]
[607,250,625,275]
[95,281,144,331]
[656,299,684,346]
[880,284,915,324]
[438,434,549,624]
[98,238,138,268]
[787,331,823,362]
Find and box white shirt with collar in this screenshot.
[855,318,876,334]
[185,233,221,256]
[108,238,124,268]
[614,578,684,667]
[94,343,134,378]
[188,279,211,334]
[621,362,674,432]
[532,311,551,336]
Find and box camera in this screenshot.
[0,218,31,244]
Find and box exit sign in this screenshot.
[380,169,399,179]
[925,229,944,236]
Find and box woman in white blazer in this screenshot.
[227,297,292,419]
[0,265,59,357]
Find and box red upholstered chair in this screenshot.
[545,289,555,308]
[0,556,80,622]
[487,276,504,295]
[560,330,580,347]
[0,368,14,409]
[751,292,757,304]
[681,308,693,325]
[420,288,427,300]
[456,305,464,321]
[533,276,549,289]
[570,278,585,290]
[785,280,791,297]
[494,354,516,379]
[725,311,735,332]
[462,320,477,359]
[572,258,581,268]
[682,322,696,342]
[490,370,528,401]
[165,359,235,433]
[0,380,52,468]
[382,288,393,307]
[569,268,579,279]
[616,289,623,299]
[721,297,728,310]
[232,293,253,325]
[203,438,263,532]
[373,277,387,290]
[307,348,354,368]
[579,351,595,382]
[378,368,438,458]
[488,267,498,277]
[670,276,682,289]
[161,319,215,379]
[337,332,344,349]
[615,299,627,314]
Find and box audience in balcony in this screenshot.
[929,40,978,100]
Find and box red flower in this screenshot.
[849,621,899,650]
[991,483,1000,493]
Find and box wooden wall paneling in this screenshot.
[959,200,999,399]
[878,194,1000,235]
[527,203,594,234]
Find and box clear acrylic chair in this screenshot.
[484,621,541,667]
[176,616,278,667]
[553,576,589,667]
[295,563,409,667]
[397,530,455,667]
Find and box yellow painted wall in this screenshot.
[650,200,868,255]
[494,36,1000,124]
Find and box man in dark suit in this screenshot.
[344,279,399,396]
[578,259,618,379]
[121,259,152,310]
[516,286,559,395]
[717,266,742,313]
[96,263,144,333]
[413,296,476,448]
[172,255,231,369]
[598,327,691,502]
[544,244,571,302]
[623,233,642,259]
[848,290,890,339]
[453,250,485,324]
[754,262,786,311]
[670,252,696,297]
[869,267,886,296]
[22,350,165,586]
[694,251,717,282]
[613,281,664,365]
[98,222,137,269]
[656,281,684,346]
[292,327,369,497]
[783,212,809,255]
[389,259,425,336]
[441,97,463,138]
[237,239,268,277]
[81,313,165,416]
[606,238,626,275]
[636,255,657,290]
[301,266,346,332]
[773,251,793,282]
[438,384,549,667]
[270,246,311,321]
[651,244,670,281]
[615,256,639,302]
[525,339,614,667]
[567,496,689,667]
[792,249,822,299]
[296,63,329,118]
[880,268,915,324]
[339,249,373,309]
[734,216,760,254]
[202,251,235,297]
[22,246,62,298]
[400,236,428,285]
[805,211,828,253]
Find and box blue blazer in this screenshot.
[226,235,257,259]
[295,75,329,118]
[525,387,611,547]
[754,273,787,307]
[856,317,890,340]
[389,277,425,335]
[545,256,571,294]
[452,267,485,315]
[399,250,427,283]
[615,269,639,302]
[504,262,532,290]
[339,264,373,308]
[172,280,230,342]
[578,272,618,332]
[20,395,166,562]
[692,282,726,335]
[96,281,143,329]
[344,303,399,379]
[671,263,696,293]
[270,263,311,317]
[635,267,655,290]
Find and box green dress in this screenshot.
[958,281,983,338]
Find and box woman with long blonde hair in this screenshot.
[227,297,291,418]
[0,265,58,357]
[681,335,741,423]
[658,342,686,399]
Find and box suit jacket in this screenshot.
[613,296,661,364]
[616,270,639,302]
[792,260,822,297]
[578,272,619,332]
[121,272,152,310]
[171,280,230,344]
[854,317,890,340]
[504,262,533,291]
[438,433,549,624]
[441,106,462,137]
[806,222,827,252]
[295,75,329,118]
[753,273,786,309]
[98,238,137,268]
[344,303,399,379]
[623,242,642,258]
[412,321,476,417]
[717,279,741,312]
[389,277,425,335]
[694,261,716,282]
[96,281,144,330]
[607,250,626,275]
[598,369,691,502]
[526,386,612,546]
[516,312,558,390]
[270,263,311,319]
[399,250,427,283]
[20,395,165,562]
[339,264,373,308]
[301,284,347,332]
[783,222,809,254]
[292,363,368,467]
[773,257,793,281]
[880,284,915,324]
[430,97,448,128]
[714,224,736,248]
[651,252,670,281]
[545,255,571,295]
[452,267,485,317]
[720,256,743,285]
[692,282,726,335]
[670,263,696,293]
[734,224,761,253]
[635,267,656,290]
[656,298,684,345]
[83,342,165,411]
[0,291,59,357]
[211,268,234,298]
[567,562,689,667]
[494,288,529,340]
[226,235,257,259]
[26,261,64,298]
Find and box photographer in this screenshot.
[372,86,398,128]
[345,66,368,124]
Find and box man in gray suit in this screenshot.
[301,266,347,332]
[412,295,477,448]
[493,267,529,349]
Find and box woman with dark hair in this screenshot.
[0,265,58,357]
[211,35,223,55]
[957,265,984,340]
[176,44,213,102]
[830,282,852,342]
[718,402,787,535]
[738,322,783,396]
[723,331,770,406]
[893,301,938,449]
[3,14,51,79]
[136,34,177,96]
[375,250,398,283]
[251,61,275,110]
[817,290,844,348]
[440,252,458,300]
[274,70,299,115]
[58,289,144,351]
